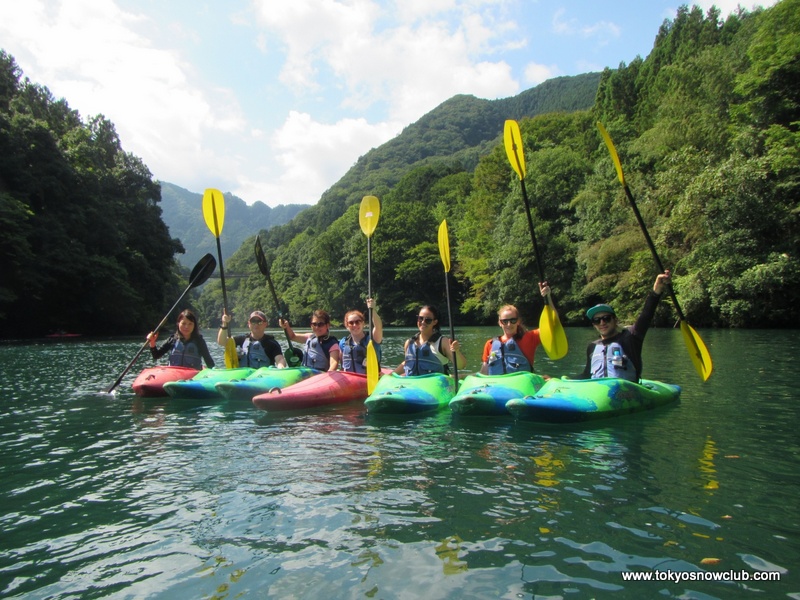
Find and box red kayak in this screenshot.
[132,365,200,397]
[252,371,372,411]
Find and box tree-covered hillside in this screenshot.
[159,182,308,269]
[0,50,184,338]
[201,1,799,330]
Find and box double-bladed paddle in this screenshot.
[503,119,568,360]
[359,195,381,394]
[106,253,217,393]
[596,121,713,381]
[254,235,304,367]
[438,219,460,391]
[202,188,238,368]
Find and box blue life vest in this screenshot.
[340,334,380,374]
[169,338,202,369]
[240,336,274,368]
[303,335,337,370]
[487,336,532,375]
[404,332,448,376]
[590,341,636,381]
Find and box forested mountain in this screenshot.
[159,183,308,269]
[0,50,184,338]
[2,1,798,339]
[198,1,799,330]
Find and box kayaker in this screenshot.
[217,310,287,368]
[279,310,341,371]
[339,298,383,373]
[576,270,671,382]
[147,309,215,369]
[395,304,465,376]
[479,282,554,375]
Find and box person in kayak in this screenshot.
[575,270,671,382]
[339,298,383,374]
[279,310,340,371]
[395,304,465,376]
[147,309,215,369]
[479,282,555,375]
[217,310,287,368]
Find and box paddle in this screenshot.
[359,195,381,394]
[106,253,217,393]
[438,219,460,391]
[503,119,568,360]
[202,188,238,368]
[254,235,304,367]
[596,121,713,381]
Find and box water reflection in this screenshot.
[0,330,798,599]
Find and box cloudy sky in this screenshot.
[0,0,777,207]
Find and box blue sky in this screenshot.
[0,0,777,207]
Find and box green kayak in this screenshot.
[364,373,455,414]
[214,366,320,401]
[162,367,256,399]
[505,377,681,423]
[448,371,547,416]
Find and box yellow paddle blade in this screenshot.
[366,341,379,394]
[503,119,526,180]
[596,122,626,187]
[438,219,451,273]
[224,336,239,369]
[538,304,568,360]
[680,321,713,381]
[202,188,225,237]
[359,195,381,238]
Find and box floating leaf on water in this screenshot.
[724,455,740,459]
[722,515,733,519]
[700,557,721,565]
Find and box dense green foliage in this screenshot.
[203,1,799,330]
[0,50,188,337]
[2,1,798,339]
[159,182,308,269]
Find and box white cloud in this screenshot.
[232,111,402,205]
[524,62,559,86]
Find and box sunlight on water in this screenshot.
[0,329,798,599]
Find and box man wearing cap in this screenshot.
[576,271,671,382]
[216,310,287,368]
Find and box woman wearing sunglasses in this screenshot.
[280,310,341,371]
[576,270,671,381]
[217,310,288,368]
[395,305,465,376]
[339,298,383,374]
[480,282,553,376]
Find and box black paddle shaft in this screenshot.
[622,184,686,322]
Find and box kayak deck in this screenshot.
[505,377,681,423]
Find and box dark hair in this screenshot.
[312,309,331,324]
[176,309,200,340]
[418,304,442,332]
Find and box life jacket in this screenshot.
[590,341,636,381]
[340,334,380,374]
[486,336,532,375]
[404,332,449,376]
[303,334,337,370]
[168,337,202,369]
[240,336,275,368]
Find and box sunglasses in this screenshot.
[249,318,265,325]
[499,317,519,326]
[347,319,363,326]
[417,316,434,325]
[310,322,327,327]
[591,315,614,324]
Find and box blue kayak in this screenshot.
[364,373,455,414]
[215,366,320,401]
[505,377,681,423]
[162,367,256,399]
[448,371,547,416]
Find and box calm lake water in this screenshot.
[1,326,798,599]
